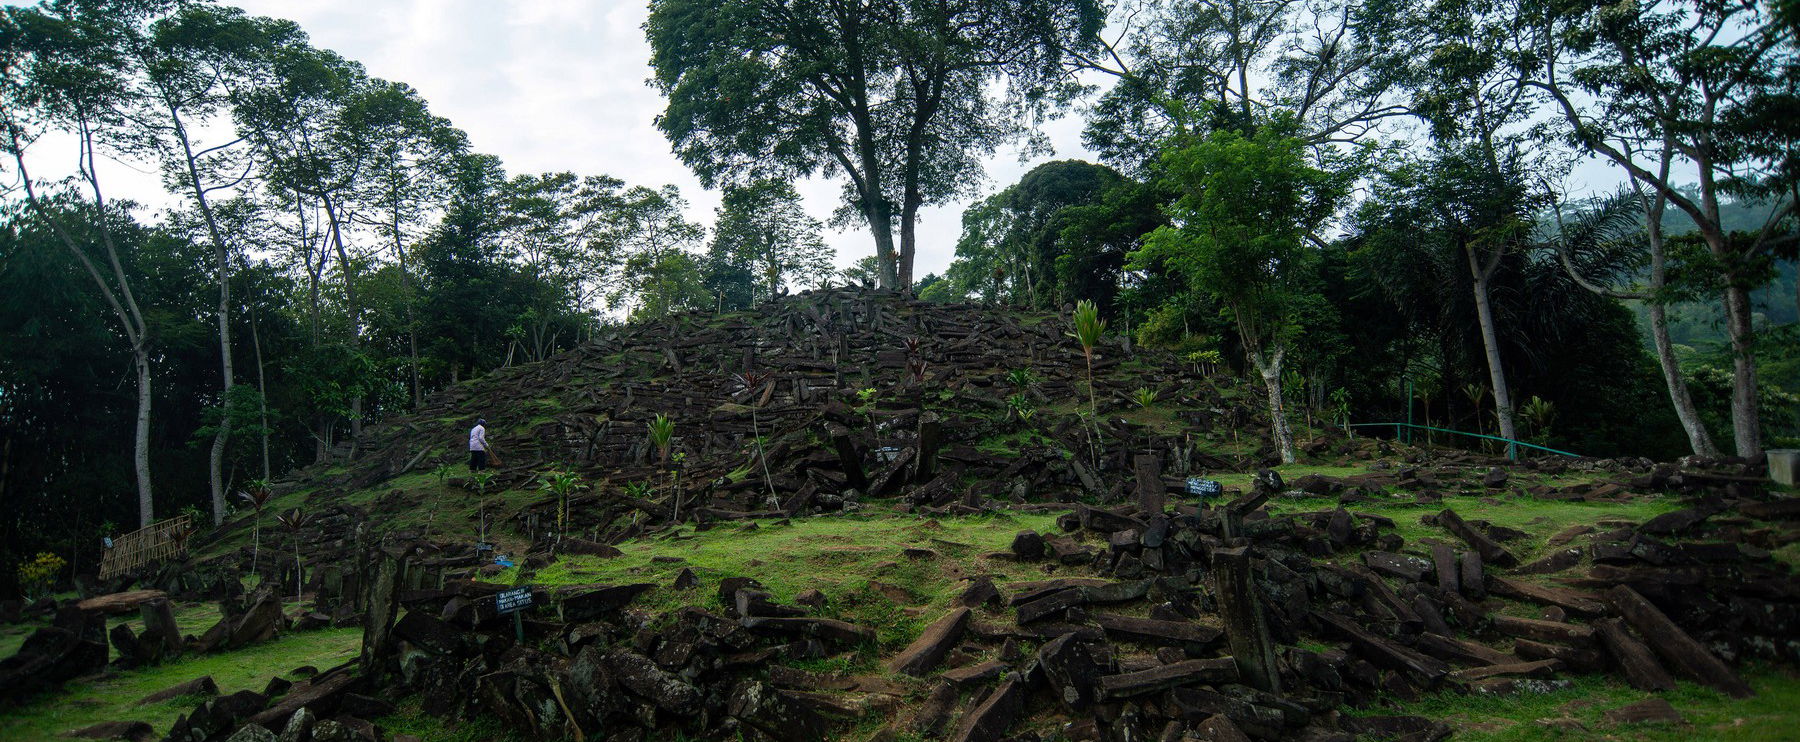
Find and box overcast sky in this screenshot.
[215,0,1095,278]
[27,0,1631,278]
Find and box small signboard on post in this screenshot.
[496,586,533,641]
[1186,477,1223,499]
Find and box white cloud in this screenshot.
[216,0,1099,277]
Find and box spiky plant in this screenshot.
[648,414,675,466]
[274,508,313,603]
[1071,300,1106,418]
[539,470,583,540]
[1006,368,1038,391]
[237,479,273,577]
[1133,387,1158,409]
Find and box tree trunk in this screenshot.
[134,348,154,526]
[253,315,271,480]
[1722,282,1762,458]
[322,196,364,459]
[1467,256,1518,455]
[168,104,236,526]
[1249,344,1296,464]
[1646,302,1717,456]
[898,200,918,291]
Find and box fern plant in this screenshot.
[274,508,313,603]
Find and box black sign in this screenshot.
[1186,477,1223,498]
[495,587,534,615]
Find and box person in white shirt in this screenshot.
[469,418,489,471]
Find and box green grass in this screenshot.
[495,512,1065,652]
[0,627,361,741]
[1264,491,1684,564]
[1378,664,1800,741]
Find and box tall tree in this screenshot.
[1552,180,1721,457]
[126,4,300,523]
[1132,121,1351,463]
[1074,0,1410,171]
[708,180,834,305]
[1523,0,1796,457]
[1,2,159,526]
[647,0,1103,289]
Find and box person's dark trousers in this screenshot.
[469,449,487,472]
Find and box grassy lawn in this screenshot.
[0,627,361,741]
[496,511,1068,651]
[1379,665,1800,741]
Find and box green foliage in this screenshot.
[16,552,65,599]
[1005,393,1038,425]
[538,470,584,536]
[470,470,496,496]
[1006,368,1038,391]
[1519,396,1557,444]
[1132,387,1159,409]
[1071,299,1107,358]
[646,0,1104,285]
[647,414,676,465]
[705,180,834,307]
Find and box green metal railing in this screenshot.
[1347,422,1581,460]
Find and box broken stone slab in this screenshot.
[1513,638,1604,673]
[910,680,959,738]
[135,675,220,706]
[1186,714,1252,742]
[75,590,168,615]
[605,649,703,715]
[737,589,807,618]
[728,680,832,742]
[1593,617,1676,692]
[740,616,876,648]
[556,539,622,558]
[1437,509,1517,567]
[887,608,970,677]
[1313,611,1449,684]
[1431,543,1459,594]
[948,678,1023,742]
[1363,551,1431,582]
[1097,658,1238,699]
[0,606,107,701]
[1036,632,1105,711]
[954,577,999,609]
[1487,577,1608,617]
[1414,632,1515,667]
[1638,508,1711,536]
[1168,686,1295,736]
[1607,585,1753,698]
[942,660,1007,686]
[1459,549,1486,600]
[60,720,154,741]
[1077,579,1154,604]
[1513,547,1583,575]
[1091,613,1223,652]
[243,672,354,730]
[1015,587,1087,624]
[1602,698,1686,726]
[1009,530,1045,560]
[1449,659,1562,682]
[555,583,654,622]
[1490,615,1596,645]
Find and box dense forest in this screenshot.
[0,0,1794,592]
